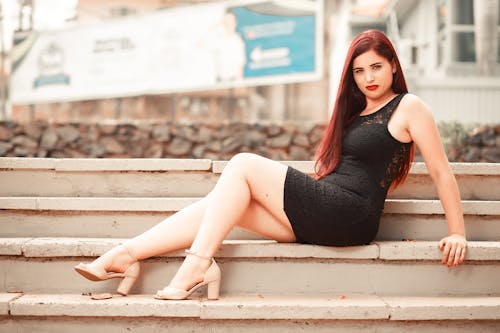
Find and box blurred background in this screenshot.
[0,0,498,162]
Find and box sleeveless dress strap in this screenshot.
[381,93,406,123]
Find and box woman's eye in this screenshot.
[373,65,382,70]
[354,69,363,74]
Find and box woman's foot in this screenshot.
[155,249,221,300]
[89,244,137,274]
[74,244,141,296]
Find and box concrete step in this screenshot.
[1,158,499,200]
[1,197,498,240]
[1,293,500,333]
[0,158,218,198]
[1,238,499,296]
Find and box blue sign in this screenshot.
[232,4,317,79]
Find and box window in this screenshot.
[452,31,475,62]
[449,0,475,63]
[452,0,473,25]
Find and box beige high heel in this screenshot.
[74,244,140,296]
[154,249,221,300]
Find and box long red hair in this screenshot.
[314,29,414,189]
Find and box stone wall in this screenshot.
[0,121,324,160]
[0,121,498,162]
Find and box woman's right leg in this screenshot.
[93,191,296,273]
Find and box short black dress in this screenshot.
[283,94,412,246]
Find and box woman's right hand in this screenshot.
[438,233,467,268]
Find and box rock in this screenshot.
[243,130,266,149]
[130,129,150,142]
[37,149,48,157]
[87,126,100,141]
[447,146,463,162]
[50,150,69,158]
[480,128,496,146]
[214,125,228,139]
[115,125,136,143]
[308,126,324,145]
[100,137,125,154]
[268,133,292,148]
[128,142,145,158]
[13,146,30,157]
[207,140,223,152]
[300,123,317,135]
[166,137,192,156]
[222,136,244,152]
[282,123,297,134]
[289,146,311,160]
[202,151,220,160]
[468,132,482,146]
[268,149,289,160]
[99,124,117,135]
[463,147,481,162]
[192,144,206,158]
[88,143,106,158]
[40,129,59,150]
[0,142,13,155]
[144,143,163,158]
[267,124,282,137]
[60,149,86,158]
[11,135,37,148]
[196,126,212,143]
[23,123,44,140]
[57,126,80,144]
[227,123,247,137]
[0,126,14,141]
[482,147,500,163]
[152,125,171,142]
[292,134,310,147]
[174,125,196,140]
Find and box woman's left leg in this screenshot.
[164,153,297,292]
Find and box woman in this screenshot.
[74,30,467,300]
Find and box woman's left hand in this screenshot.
[438,234,467,267]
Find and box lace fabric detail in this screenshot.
[379,142,412,189]
[358,96,401,126]
[358,94,413,190]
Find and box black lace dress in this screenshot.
[283,94,412,246]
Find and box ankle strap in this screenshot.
[185,249,212,261]
[120,244,138,261]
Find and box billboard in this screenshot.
[10,0,324,104]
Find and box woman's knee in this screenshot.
[226,153,259,173]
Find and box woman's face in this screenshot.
[352,49,396,99]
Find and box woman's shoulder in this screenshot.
[399,93,432,116]
[400,93,424,106]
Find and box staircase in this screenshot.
[0,157,499,332]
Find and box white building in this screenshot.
[345,0,500,124]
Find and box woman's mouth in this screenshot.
[366,85,378,91]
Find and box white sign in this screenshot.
[11,0,323,104]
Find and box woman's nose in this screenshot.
[365,71,374,82]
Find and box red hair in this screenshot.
[314,29,414,189]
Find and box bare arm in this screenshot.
[403,94,467,267]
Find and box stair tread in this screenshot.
[5,293,500,320]
[213,160,500,175]
[1,197,499,214]
[3,158,498,174]
[0,157,213,171]
[1,237,499,260]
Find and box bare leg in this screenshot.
[165,153,296,291]
[91,154,296,279]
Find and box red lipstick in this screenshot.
[366,85,378,91]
